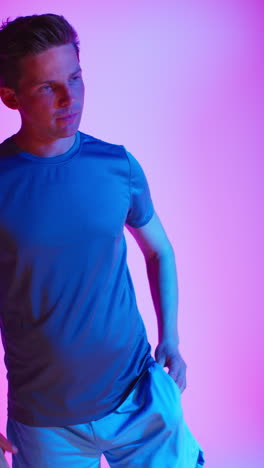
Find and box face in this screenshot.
[1,43,85,143]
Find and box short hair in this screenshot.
[0,13,80,92]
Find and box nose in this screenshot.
[57,85,75,108]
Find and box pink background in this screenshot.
[0,1,263,467]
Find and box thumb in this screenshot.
[154,346,166,367]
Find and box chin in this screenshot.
[56,126,80,138]
[55,117,81,138]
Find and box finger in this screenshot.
[176,377,187,393]
[0,435,18,454]
[168,371,179,383]
[168,365,180,380]
[169,361,187,382]
[156,357,166,367]
[168,370,186,391]
[154,351,165,367]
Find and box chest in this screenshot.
[0,162,130,249]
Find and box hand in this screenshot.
[0,433,18,455]
[155,340,187,393]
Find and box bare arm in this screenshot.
[125,210,179,344]
[125,210,187,392]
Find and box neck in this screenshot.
[12,130,77,157]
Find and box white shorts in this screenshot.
[6,361,205,467]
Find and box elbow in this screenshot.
[145,242,175,263]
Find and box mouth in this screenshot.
[56,112,79,122]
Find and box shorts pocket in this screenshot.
[113,366,151,414]
[154,362,181,395]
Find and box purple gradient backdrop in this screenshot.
[0,1,263,467]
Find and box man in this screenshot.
[0,13,205,467]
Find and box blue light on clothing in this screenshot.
[0,131,155,426]
[7,362,205,467]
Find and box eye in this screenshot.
[72,75,81,81]
[39,85,52,92]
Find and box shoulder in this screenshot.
[0,136,18,160]
[78,131,126,155]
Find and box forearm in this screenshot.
[145,246,180,344]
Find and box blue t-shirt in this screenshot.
[0,130,155,426]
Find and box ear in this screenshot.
[0,87,19,110]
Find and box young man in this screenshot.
[0,14,205,468]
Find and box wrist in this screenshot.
[159,332,180,345]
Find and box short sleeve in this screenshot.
[122,146,155,228]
